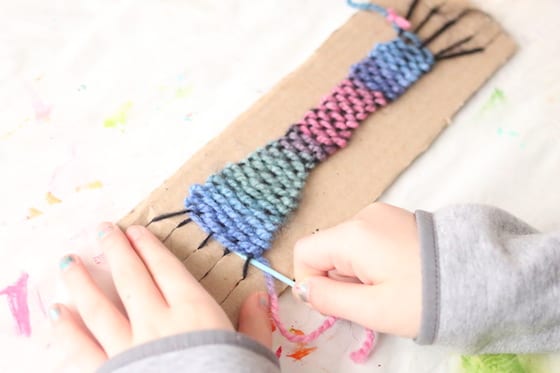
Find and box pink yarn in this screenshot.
[266,275,337,343]
[386,8,411,30]
[265,275,376,362]
[350,328,377,363]
[297,79,386,156]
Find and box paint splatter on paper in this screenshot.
[289,327,305,336]
[75,180,103,192]
[285,327,317,361]
[0,273,31,336]
[27,208,43,219]
[35,289,47,317]
[497,128,525,148]
[33,99,52,121]
[104,102,133,130]
[0,125,23,140]
[497,127,519,137]
[46,192,62,205]
[480,88,506,112]
[26,82,52,121]
[275,346,283,358]
[175,86,192,98]
[287,346,317,361]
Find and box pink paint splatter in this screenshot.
[275,346,283,358]
[0,273,31,336]
[36,289,47,317]
[25,82,52,121]
[92,253,106,265]
[32,98,52,121]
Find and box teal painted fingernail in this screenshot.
[97,222,114,240]
[258,293,269,309]
[59,255,74,271]
[48,305,61,321]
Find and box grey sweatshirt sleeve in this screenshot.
[415,205,560,354]
[97,330,279,373]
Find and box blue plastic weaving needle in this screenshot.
[235,252,295,288]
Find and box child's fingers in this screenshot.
[48,303,107,371]
[237,292,273,349]
[60,254,131,355]
[293,221,367,282]
[124,225,208,306]
[96,222,167,318]
[293,276,394,333]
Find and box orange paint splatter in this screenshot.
[46,192,62,205]
[275,346,283,358]
[287,346,317,361]
[289,327,305,336]
[27,207,43,219]
[76,180,103,192]
[270,319,276,332]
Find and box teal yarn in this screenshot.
[185,37,434,258]
[186,141,315,258]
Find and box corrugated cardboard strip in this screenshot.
[119,0,516,324]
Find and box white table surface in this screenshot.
[1,0,560,372]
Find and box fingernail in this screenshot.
[258,293,269,310]
[48,305,61,321]
[97,222,114,240]
[59,255,75,271]
[294,282,309,303]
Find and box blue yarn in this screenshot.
[346,0,387,17]
[347,0,408,32]
[349,32,434,100]
[183,7,434,260]
[186,140,313,258]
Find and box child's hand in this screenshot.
[50,223,272,371]
[293,202,422,339]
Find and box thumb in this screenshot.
[237,292,273,349]
[293,276,391,333]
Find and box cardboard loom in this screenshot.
[119,0,516,324]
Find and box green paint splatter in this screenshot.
[497,127,519,137]
[103,101,133,130]
[175,85,192,98]
[481,88,506,112]
[461,354,549,373]
[462,354,526,373]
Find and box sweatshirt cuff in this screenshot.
[414,210,440,345]
[97,330,279,372]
